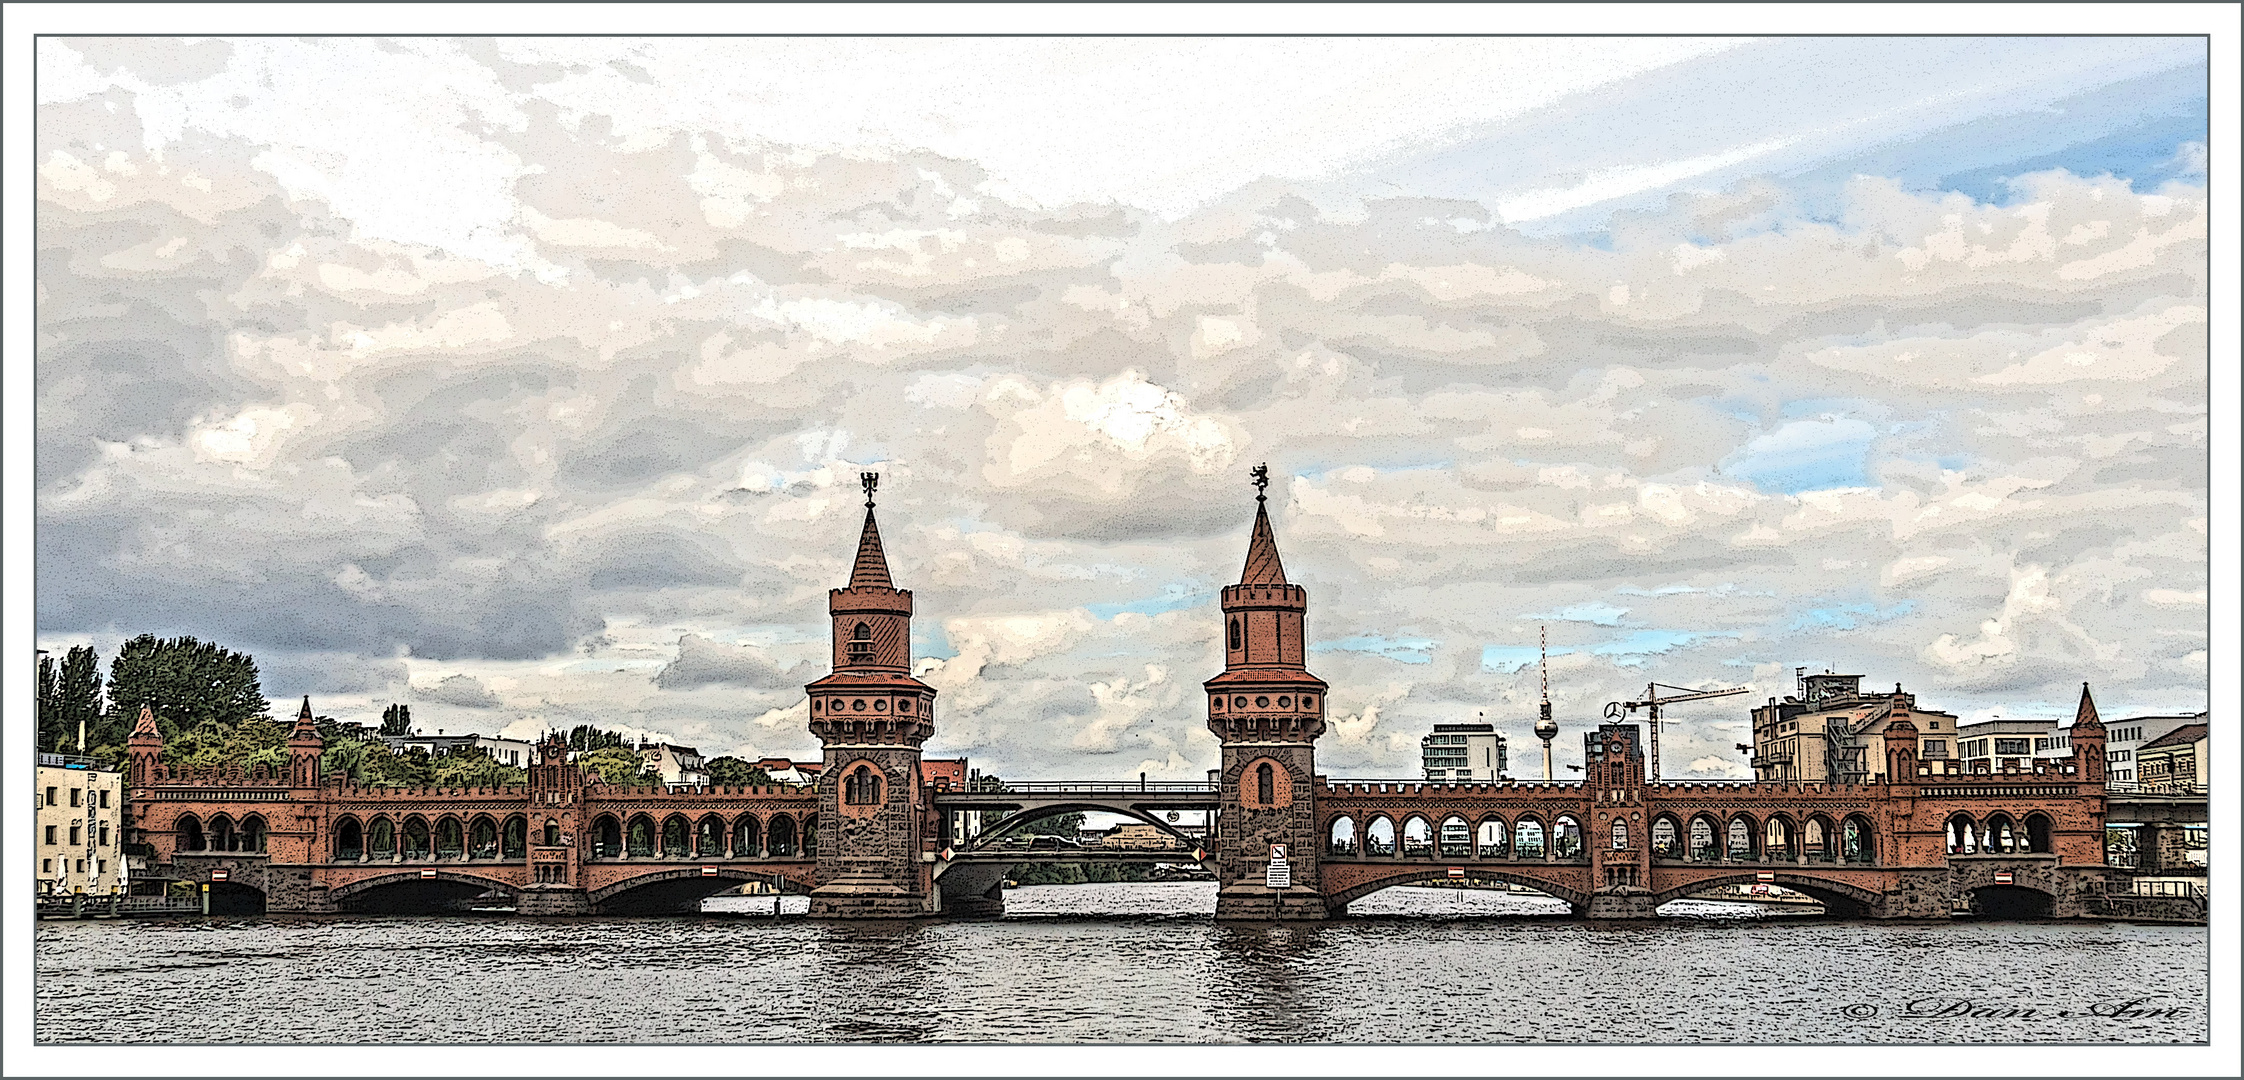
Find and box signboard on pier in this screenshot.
[1265,844,1290,889]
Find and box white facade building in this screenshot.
[380,731,536,767]
[2103,713,2206,788]
[1421,723,1507,782]
[640,741,710,786]
[35,755,126,899]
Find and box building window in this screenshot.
[42,859,51,874]
[69,825,82,845]
[1256,762,1275,804]
[96,860,105,875]
[45,787,56,806]
[44,826,55,845]
[1229,618,1241,651]
[1611,821,1629,849]
[70,789,81,807]
[844,767,883,805]
[99,825,109,846]
[1995,738,2031,756]
[99,790,110,809]
[847,622,874,663]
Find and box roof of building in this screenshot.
[849,506,893,589]
[1239,500,1287,586]
[2140,723,2207,751]
[1431,723,1496,733]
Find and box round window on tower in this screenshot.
[874,699,887,711]
[1211,697,1225,712]
[899,699,913,713]
[852,699,867,712]
[810,699,820,713]
[1277,696,1291,708]
[1255,696,1269,708]
[1234,696,1247,708]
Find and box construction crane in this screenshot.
[1603,682,1751,781]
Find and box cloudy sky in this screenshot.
[33,36,2209,780]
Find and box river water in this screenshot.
[34,882,2205,1044]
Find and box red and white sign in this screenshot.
[701,866,718,877]
[419,869,439,879]
[1269,843,1287,860]
[1756,872,1776,883]
[208,869,228,882]
[1993,871,2014,884]
[940,846,954,861]
[1448,867,1465,878]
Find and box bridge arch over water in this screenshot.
[329,869,522,914]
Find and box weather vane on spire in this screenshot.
[1250,463,1269,503]
[861,471,879,509]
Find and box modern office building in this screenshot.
[2136,722,2208,793]
[1420,722,1507,782]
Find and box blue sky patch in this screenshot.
[1087,582,1214,620]
[1590,630,1741,667]
[1526,602,1630,626]
[1789,600,1916,634]
[1482,644,1574,674]
[1722,417,1878,494]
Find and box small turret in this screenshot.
[127,703,164,787]
[2068,683,2107,784]
[288,696,326,789]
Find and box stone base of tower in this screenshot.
[807,880,928,919]
[517,886,592,916]
[1583,890,1659,919]
[1214,884,1329,921]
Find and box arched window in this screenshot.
[368,818,396,858]
[1553,817,1582,859]
[1726,817,1756,861]
[768,815,798,858]
[209,814,237,852]
[1365,816,1397,857]
[1401,816,1434,856]
[1985,814,2017,855]
[1689,817,1718,860]
[1805,816,1833,862]
[2024,813,2053,854]
[402,817,431,859]
[1610,820,1629,850]
[1764,816,1795,860]
[1513,819,1546,859]
[593,815,622,858]
[626,815,655,857]
[1842,816,1873,863]
[504,816,529,859]
[1440,816,1471,857]
[1947,814,1978,854]
[1255,762,1274,805]
[176,814,206,852]
[848,622,874,663]
[734,816,762,858]
[1229,618,1241,651]
[539,818,558,848]
[335,817,363,862]
[239,814,268,853]
[697,815,726,857]
[468,816,499,859]
[661,815,691,857]
[1651,816,1681,858]
[1327,816,1357,856]
[845,766,884,805]
[1477,818,1508,858]
[435,817,464,859]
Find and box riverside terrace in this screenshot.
[121,473,2198,921]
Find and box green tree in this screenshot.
[358,743,437,787]
[1020,811,1085,837]
[578,745,655,786]
[103,635,269,747]
[706,756,775,785]
[380,703,413,736]
[37,645,104,754]
[432,745,528,788]
[566,724,627,752]
[159,715,289,771]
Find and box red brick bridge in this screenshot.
[126,477,2137,920]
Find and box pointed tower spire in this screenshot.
[1240,464,1288,586]
[132,703,161,738]
[849,471,894,589]
[2072,682,2104,730]
[294,695,319,735]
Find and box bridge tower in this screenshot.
[1206,466,1329,919]
[805,473,939,917]
[1583,721,1656,917]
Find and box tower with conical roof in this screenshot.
[126,703,164,788]
[805,472,939,917]
[1206,465,1329,919]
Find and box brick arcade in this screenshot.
[128,473,2132,920]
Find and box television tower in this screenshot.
[1533,626,1557,780]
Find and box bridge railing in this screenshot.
[942,781,1216,794]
